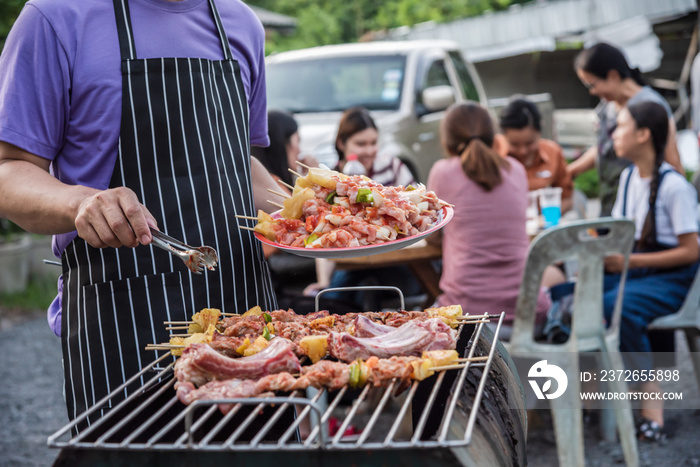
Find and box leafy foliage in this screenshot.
[247,0,520,54]
[0,274,57,311]
[573,168,599,199]
[0,219,25,243]
[1,1,527,54]
[0,0,27,50]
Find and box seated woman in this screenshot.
[494,97,575,215]
[427,102,561,333]
[252,109,320,189]
[304,107,420,309]
[604,101,699,441]
[334,106,416,187]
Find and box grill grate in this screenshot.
[48,312,505,453]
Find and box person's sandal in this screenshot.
[636,417,667,442]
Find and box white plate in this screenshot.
[253,206,453,259]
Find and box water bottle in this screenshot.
[342,153,366,176]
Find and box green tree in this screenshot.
[1,1,524,53]
[249,0,519,54]
[0,0,27,50]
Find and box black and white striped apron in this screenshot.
[61,0,276,424]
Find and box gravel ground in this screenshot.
[0,309,64,467]
[1,308,699,467]
[526,334,700,466]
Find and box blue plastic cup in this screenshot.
[539,187,562,228]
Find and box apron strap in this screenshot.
[621,167,671,217]
[621,167,634,217]
[111,0,233,62]
[112,0,137,61]
[207,0,234,61]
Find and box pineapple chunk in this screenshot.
[422,350,459,367]
[236,337,251,355]
[188,308,220,334]
[410,359,435,381]
[253,210,277,241]
[425,304,463,328]
[242,305,263,317]
[299,335,328,363]
[308,315,335,330]
[305,167,345,190]
[294,176,314,189]
[169,324,216,357]
[281,187,316,219]
[411,350,460,380]
[243,335,270,356]
[187,322,204,334]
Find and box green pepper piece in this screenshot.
[325,191,337,203]
[356,187,374,204]
[349,361,361,388]
[262,326,271,341]
[304,233,319,246]
[263,312,272,323]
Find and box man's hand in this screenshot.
[75,187,157,248]
[604,254,626,274]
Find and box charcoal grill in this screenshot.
[49,309,526,467]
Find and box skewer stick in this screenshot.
[456,356,488,363]
[288,168,303,178]
[234,214,259,220]
[456,319,489,325]
[432,357,489,371]
[267,200,284,209]
[434,200,455,208]
[431,364,467,371]
[165,325,190,331]
[239,225,257,232]
[295,161,312,170]
[145,344,185,350]
[164,321,193,325]
[169,334,193,338]
[267,188,290,199]
[456,314,499,320]
[221,313,239,317]
[277,179,294,191]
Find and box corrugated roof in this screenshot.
[387,0,697,62]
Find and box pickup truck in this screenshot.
[265,40,488,182]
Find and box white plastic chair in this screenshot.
[502,218,638,467]
[648,265,700,393]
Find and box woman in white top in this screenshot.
[604,100,699,441]
[334,107,416,187]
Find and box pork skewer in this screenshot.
[175,350,462,409]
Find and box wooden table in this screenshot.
[330,240,443,306]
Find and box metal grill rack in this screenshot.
[48,311,505,456]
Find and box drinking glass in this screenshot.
[539,187,562,228]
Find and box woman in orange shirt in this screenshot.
[495,98,574,214]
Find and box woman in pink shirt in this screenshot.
[427,103,554,329]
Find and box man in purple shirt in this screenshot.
[0,0,279,426]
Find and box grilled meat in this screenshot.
[327,318,455,362]
[174,338,301,388]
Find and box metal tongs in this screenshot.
[149,227,218,274]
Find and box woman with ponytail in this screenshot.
[569,42,683,217]
[604,101,699,441]
[427,102,559,332]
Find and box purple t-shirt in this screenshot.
[0,0,269,336]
